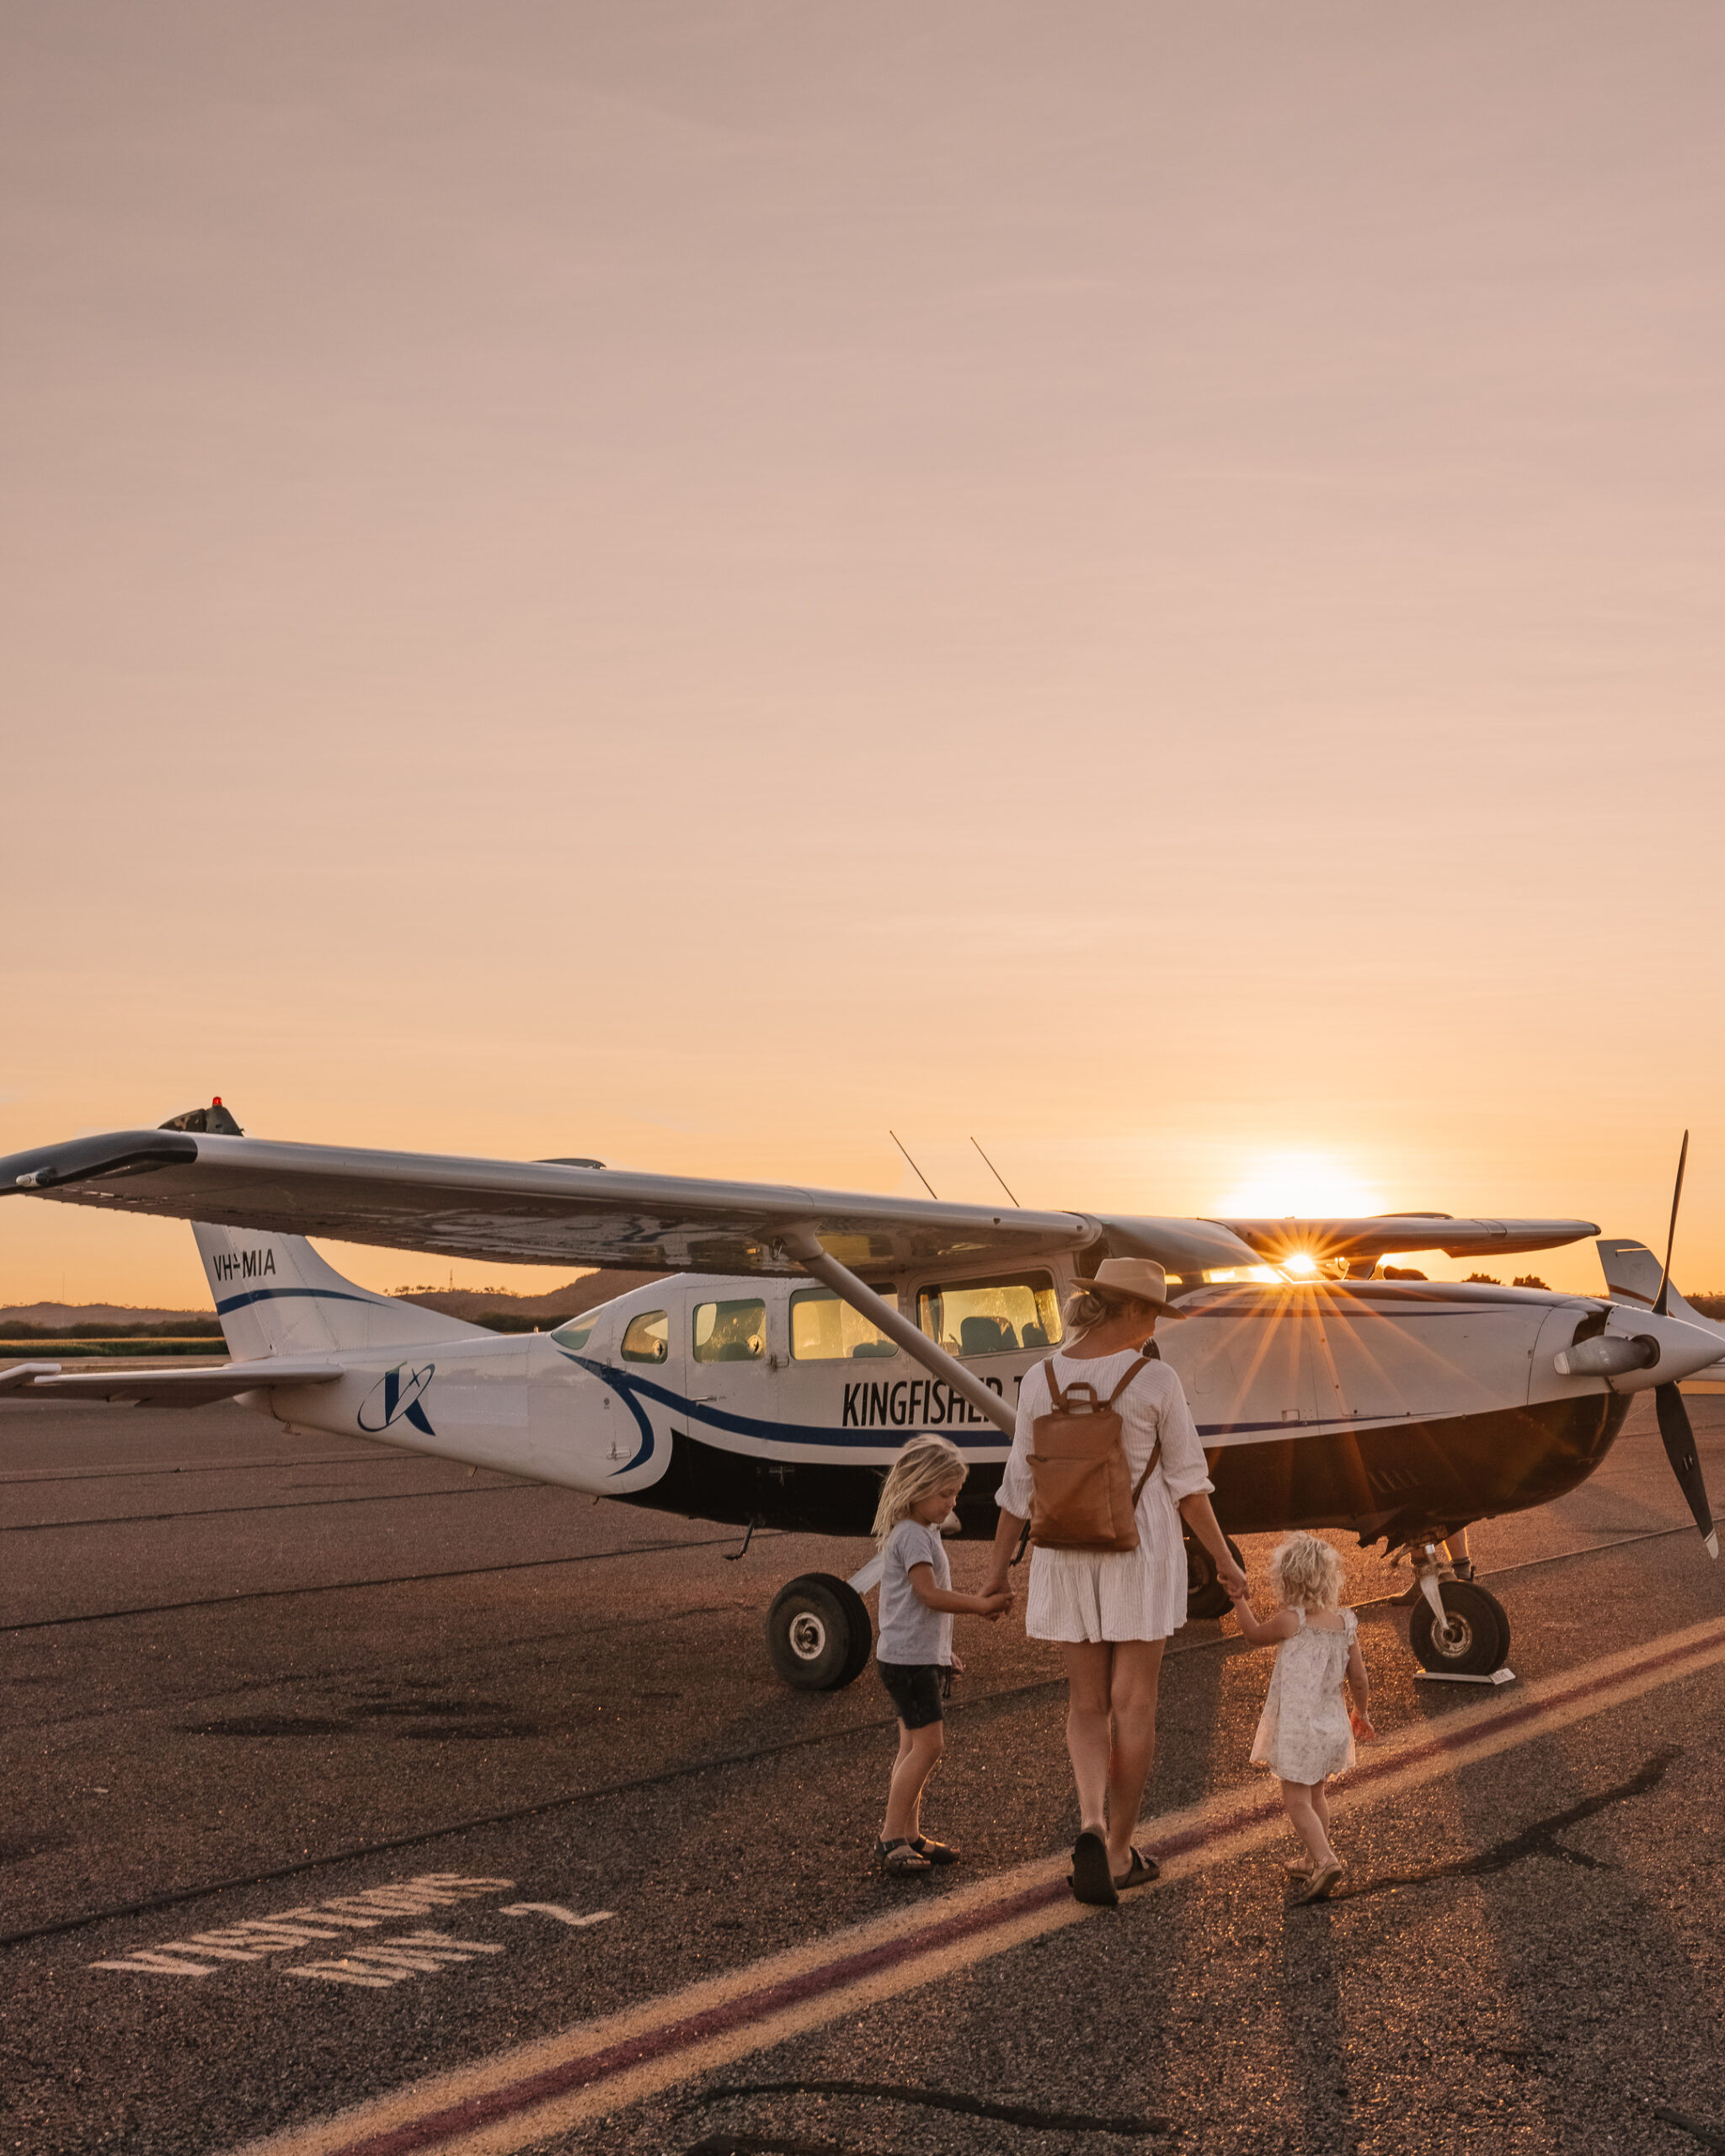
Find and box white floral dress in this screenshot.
[1250,1609,1357,1784]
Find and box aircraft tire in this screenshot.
[766,1572,873,1692]
[1408,1580,1509,1675]
[1184,1530,1246,1623]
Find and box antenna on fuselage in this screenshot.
[889,1129,939,1200]
[969,1135,1021,1208]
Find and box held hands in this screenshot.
[975,1587,1013,1622]
[1349,1707,1376,1742]
[1217,1556,1248,1598]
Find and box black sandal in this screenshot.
[876,1837,932,1876]
[1070,1829,1118,1907]
[911,1835,961,1865]
[1114,1846,1159,1890]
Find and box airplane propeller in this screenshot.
[1648,1131,1718,1560]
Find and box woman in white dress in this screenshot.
[981,1258,1246,1906]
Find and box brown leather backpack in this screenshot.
[1027,1355,1162,1552]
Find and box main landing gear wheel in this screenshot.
[1409,1579,1510,1676]
[1185,1531,1246,1623]
[766,1572,873,1691]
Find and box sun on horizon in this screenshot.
[1211,1150,1383,1221]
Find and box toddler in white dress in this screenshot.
[1226,1532,1375,1902]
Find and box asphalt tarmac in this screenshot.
[5,1390,1725,2156]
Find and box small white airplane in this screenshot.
[3,1103,1718,1692]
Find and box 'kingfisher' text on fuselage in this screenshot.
[841,1374,1014,1428]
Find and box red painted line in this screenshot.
[317,1614,1725,2156]
[1149,1617,1725,1866]
[323,1879,1069,2156]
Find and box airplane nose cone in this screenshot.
[1555,1311,1725,1391]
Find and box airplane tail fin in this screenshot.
[192,1225,487,1360]
[1595,1236,1724,1340]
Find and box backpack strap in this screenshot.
[1105,1354,1153,1406]
[1040,1357,1065,1411]
[1105,1355,1162,1508]
[1130,1438,1163,1510]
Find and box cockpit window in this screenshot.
[789,1286,899,1360]
[551,1311,602,1353]
[621,1310,669,1364]
[693,1298,766,1364]
[918,1273,1062,1358]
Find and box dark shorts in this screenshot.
[877,1660,945,1729]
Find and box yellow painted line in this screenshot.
[228,1613,1725,2156]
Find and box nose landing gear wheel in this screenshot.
[766,1572,873,1691]
[1409,1578,1509,1676]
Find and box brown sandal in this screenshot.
[876,1837,932,1876]
[1070,1830,1118,1907]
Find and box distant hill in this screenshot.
[0,1269,665,1339]
[397,1272,664,1324]
[0,1301,214,1329]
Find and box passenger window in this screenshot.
[789,1286,899,1361]
[621,1310,669,1364]
[693,1298,766,1364]
[917,1273,1063,1357]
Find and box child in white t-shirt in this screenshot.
[872,1435,1012,1875]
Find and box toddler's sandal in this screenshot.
[1297,1860,1346,1903]
[876,1837,932,1876]
[911,1835,961,1865]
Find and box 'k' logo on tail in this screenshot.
[358,1364,436,1435]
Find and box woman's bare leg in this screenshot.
[1104,1640,1166,1876]
[1060,1641,1114,1834]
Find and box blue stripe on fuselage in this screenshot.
[553,1350,1428,1449]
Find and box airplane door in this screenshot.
[686,1286,778,1444]
[1170,1286,1322,1441]
[776,1281,905,1444]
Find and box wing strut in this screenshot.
[776,1225,1017,1438]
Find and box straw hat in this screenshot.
[1081,1257,1189,1318]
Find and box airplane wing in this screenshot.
[0,1128,1094,1274]
[0,1127,1599,1278]
[1207,1214,1600,1263]
[1,1358,345,1406]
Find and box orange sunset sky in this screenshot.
[3,4,1724,1310]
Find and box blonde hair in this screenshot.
[872,1434,968,1542]
[1061,1288,1157,1336]
[1270,1531,1343,1612]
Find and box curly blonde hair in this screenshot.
[1269,1530,1343,1612]
[871,1434,968,1543]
